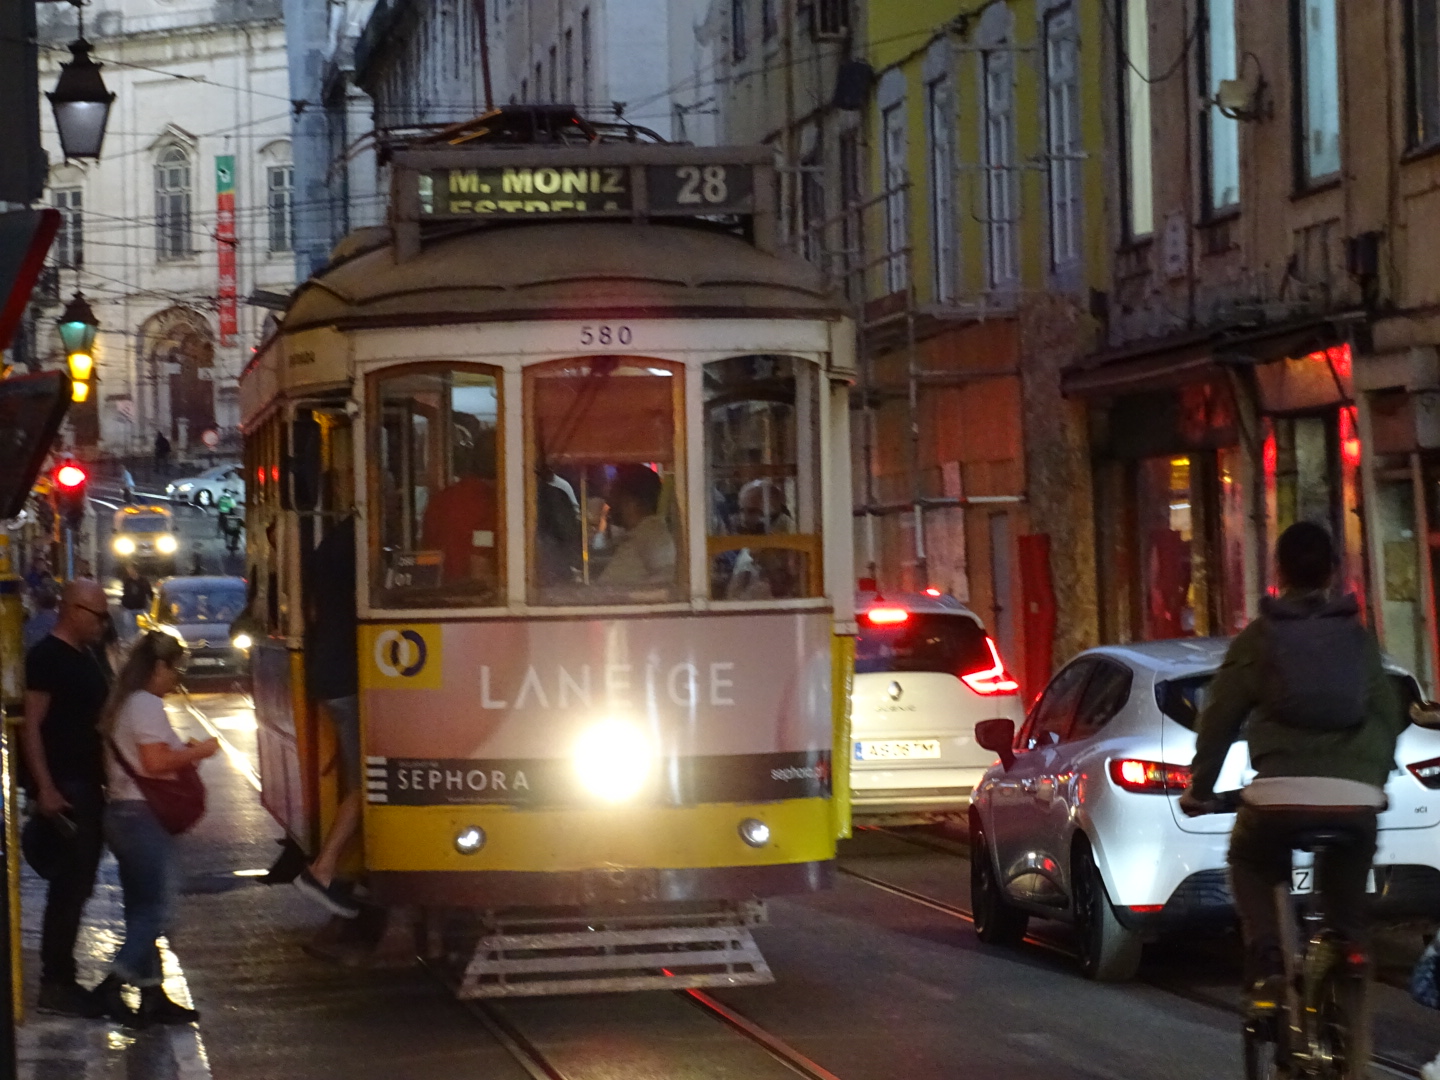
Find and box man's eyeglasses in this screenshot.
[76,605,109,620]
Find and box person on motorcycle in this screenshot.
[1179,522,1411,1010]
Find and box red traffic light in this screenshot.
[56,463,87,489]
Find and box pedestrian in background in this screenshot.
[22,579,111,1017]
[119,565,152,639]
[92,631,218,1027]
[153,431,171,476]
[22,584,60,652]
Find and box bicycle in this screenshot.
[1201,791,1371,1080]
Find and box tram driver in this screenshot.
[597,464,675,586]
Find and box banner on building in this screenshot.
[215,155,237,346]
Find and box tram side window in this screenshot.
[705,355,822,600]
[527,357,684,605]
[372,366,502,608]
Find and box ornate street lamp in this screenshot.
[47,5,115,161]
[58,292,98,390]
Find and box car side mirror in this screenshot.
[974,718,1017,772]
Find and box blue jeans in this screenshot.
[103,800,177,987]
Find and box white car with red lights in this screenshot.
[849,590,1025,823]
[967,637,1440,981]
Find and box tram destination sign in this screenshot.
[416,161,756,220]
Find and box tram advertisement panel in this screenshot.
[359,612,831,808]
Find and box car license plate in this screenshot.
[854,739,941,761]
[1290,864,1377,894]
[189,657,222,667]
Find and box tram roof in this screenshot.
[280,220,844,335]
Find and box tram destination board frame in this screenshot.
[389,145,777,259]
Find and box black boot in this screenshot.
[94,974,148,1029]
[140,984,199,1025]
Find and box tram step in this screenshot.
[456,915,774,997]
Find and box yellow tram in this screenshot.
[238,115,856,995]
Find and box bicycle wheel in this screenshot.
[1314,970,1369,1080]
[1243,1015,1283,1080]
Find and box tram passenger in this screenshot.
[597,464,675,586]
[535,468,582,583]
[724,479,797,601]
[421,435,498,589]
[295,514,363,919]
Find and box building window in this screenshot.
[1121,0,1154,237]
[1203,0,1240,212]
[983,49,1018,287]
[1409,0,1440,147]
[1297,0,1341,183]
[155,145,192,261]
[881,100,909,295]
[52,187,83,269]
[732,0,747,62]
[762,0,777,40]
[268,165,294,253]
[799,142,824,265]
[926,76,956,302]
[581,9,592,106]
[521,78,529,103]
[839,128,862,299]
[535,61,543,101]
[813,0,850,37]
[1046,6,1083,269]
[564,28,574,101]
[549,45,558,102]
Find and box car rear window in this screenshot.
[855,613,992,676]
[161,585,246,624]
[1156,672,1420,731]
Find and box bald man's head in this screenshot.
[57,579,109,645]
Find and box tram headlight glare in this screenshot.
[738,818,771,848]
[155,533,178,554]
[112,535,135,556]
[572,719,652,802]
[453,825,485,855]
[231,632,252,651]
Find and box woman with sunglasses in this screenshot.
[92,631,218,1027]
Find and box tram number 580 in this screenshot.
[674,165,729,205]
[579,324,633,346]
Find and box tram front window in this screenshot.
[706,355,822,600]
[372,365,502,608]
[528,357,684,605]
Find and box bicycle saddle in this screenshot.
[1293,827,1363,853]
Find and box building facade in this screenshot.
[711,0,1108,696]
[1068,0,1440,692]
[33,0,296,459]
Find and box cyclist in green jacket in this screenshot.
[1179,522,1410,1006]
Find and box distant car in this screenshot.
[140,576,251,680]
[166,463,242,508]
[111,504,178,576]
[968,638,1440,982]
[849,590,1025,823]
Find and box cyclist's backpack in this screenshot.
[1259,593,1368,731]
[1412,935,1440,1009]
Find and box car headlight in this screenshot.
[155,534,179,554]
[572,719,652,802]
[164,483,175,495]
[178,483,193,493]
[112,535,136,556]
[231,632,252,650]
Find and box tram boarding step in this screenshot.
[455,902,773,997]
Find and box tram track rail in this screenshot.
[839,836,1426,1079]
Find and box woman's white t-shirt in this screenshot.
[106,691,185,802]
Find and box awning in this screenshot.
[1062,313,1365,398]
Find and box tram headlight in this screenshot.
[112,535,136,556]
[231,632,253,651]
[738,818,771,848]
[572,719,652,802]
[453,825,486,855]
[155,533,179,555]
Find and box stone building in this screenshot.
[1065,0,1440,690]
[33,0,296,459]
[710,0,1107,695]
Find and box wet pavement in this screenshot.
[16,689,1440,1078]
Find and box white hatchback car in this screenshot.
[850,591,1025,823]
[968,638,1440,981]
[167,463,243,508]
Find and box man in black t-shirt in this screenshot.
[23,579,111,1016]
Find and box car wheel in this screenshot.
[1071,840,1142,982]
[971,824,1028,946]
[196,489,212,507]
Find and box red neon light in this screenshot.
[55,464,86,489]
[866,607,909,625]
[960,636,1020,696]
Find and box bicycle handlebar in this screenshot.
[1189,789,1245,815]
